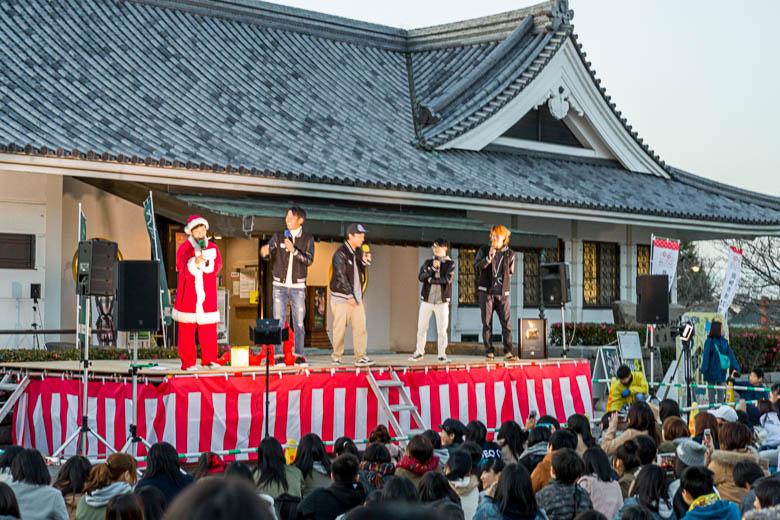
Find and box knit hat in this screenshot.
[711,405,738,423]
[184,215,209,235]
[676,439,707,467]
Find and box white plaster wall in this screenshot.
[0,172,62,348]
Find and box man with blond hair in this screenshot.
[475,225,517,361]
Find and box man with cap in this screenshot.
[260,205,315,364]
[711,405,739,426]
[669,439,709,518]
[329,223,374,366]
[172,215,223,370]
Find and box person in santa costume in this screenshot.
[172,215,223,370]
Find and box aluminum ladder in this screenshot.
[0,373,30,424]
[366,369,426,445]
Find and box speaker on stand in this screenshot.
[540,262,571,358]
[636,274,670,401]
[115,260,160,456]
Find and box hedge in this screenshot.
[0,347,180,363]
[549,323,779,370]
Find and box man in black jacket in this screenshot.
[329,223,374,366]
[297,454,366,520]
[475,225,517,361]
[260,206,315,363]
[410,238,455,363]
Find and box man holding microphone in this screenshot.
[475,225,517,361]
[329,223,374,366]
[260,206,315,364]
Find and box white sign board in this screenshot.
[651,236,680,292]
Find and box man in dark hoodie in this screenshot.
[680,466,740,520]
[298,454,366,520]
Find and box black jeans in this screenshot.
[478,292,513,355]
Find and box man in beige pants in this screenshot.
[329,223,375,366]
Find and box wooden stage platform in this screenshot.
[0,353,582,379]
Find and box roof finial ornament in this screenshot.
[551,0,574,30]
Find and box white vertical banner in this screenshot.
[650,236,680,291]
[717,246,743,317]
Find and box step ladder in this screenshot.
[0,373,30,424]
[367,369,426,445]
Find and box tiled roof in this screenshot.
[1,0,779,226]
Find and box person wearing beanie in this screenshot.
[668,439,708,518]
[172,215,223,370]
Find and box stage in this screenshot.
[4,355,593,460]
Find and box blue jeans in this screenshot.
[272,286,306,356]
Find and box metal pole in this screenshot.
[264,344,271,438]
[560,305,567,358]
[79,298,91,455]
[149,193,168,349]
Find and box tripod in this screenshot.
[121,332,155,456]
[52,292,116,458]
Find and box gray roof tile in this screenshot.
[0,0,779,225]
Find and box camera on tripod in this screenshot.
[249,319,290,345]
[670,318,695,343]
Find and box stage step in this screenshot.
[367,369,427,447]
[0,374,30,424]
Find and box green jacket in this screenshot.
[253,464,305,498]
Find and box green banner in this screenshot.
[77,205,87,345]
[143,193,173,326]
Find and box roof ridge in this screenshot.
[133,0,559,51]
[669,168,780,211]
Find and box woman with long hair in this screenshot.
[53,455,92,519]
[613,439,642,498]
[614,464,673,520]
[135,486,166,520]
[602,402,659,456]
[568,414,596,456]
[191,451,225,479]
[474,463,546,520]
[294,433,333,496]
[707,422,760,504]
[578,447,623,519]
[8,449,68,520]
[135,442,194,505]
[75,452,137,520]
[691,412,720,449]
[253,436,304,498]
[496,421,527,464]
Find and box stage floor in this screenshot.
[0,353,580,378]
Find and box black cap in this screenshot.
[346,223,368,235]
[440,418,467,435]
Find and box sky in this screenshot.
[266,0,780,196]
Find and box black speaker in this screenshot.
[115,260,160,332]
[77,239,118,296]
[636,274,669,324]
[540,262,571,305]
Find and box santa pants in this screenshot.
[177,321,218,369]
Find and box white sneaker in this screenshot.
[184,364,203,371]
[355,357,375,367]
[438,356,451,363]
[208,362,222,369]
[408,353,424,362]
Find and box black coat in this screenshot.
[267,230,315,284]
[419,257,455,303]
[329,243,368,300]
[297,481,366,520]
[475,245,515,295]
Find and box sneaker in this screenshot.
[295,355,307,365]
[355,357,375,367]
[184,364,202,371]
[486,353,495,361]
[331,357,342,365]
[207,362,222,369]
[438,356,451,363]
[408,353,424,362]
[504,353,518,362]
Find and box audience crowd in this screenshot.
[0,366,777,520]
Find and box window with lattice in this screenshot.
[458,249,478,306]
[521,244,563,307]
[583,241,620,307]
[637,244,650,277]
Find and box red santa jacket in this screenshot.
[172,236,222,324]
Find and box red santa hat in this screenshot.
[184,215,209,235]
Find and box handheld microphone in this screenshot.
[361,244,370,254]
[198,239,206,249]
[284,230,292,239]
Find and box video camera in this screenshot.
[249,319,290,345]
